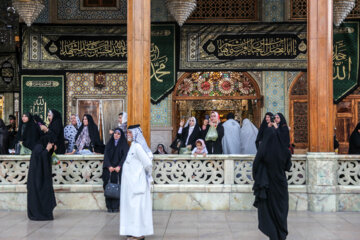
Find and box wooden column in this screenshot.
[307,0,334,152]
[127,0,151,143]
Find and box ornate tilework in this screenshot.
[151,96,172,127]
[287,71,301,91]
[56,0,126,22]
[247,71,263,93]
[66,73,127,124]
[262,0,285,22]
[151,0,169,22]
[34,0,49,23]
[264,71,285,114]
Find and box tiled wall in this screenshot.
[34,0,49,23]
[264,71,286,115]
[262,0,285,22]
[66,73,127,124]
[151,96,172,127]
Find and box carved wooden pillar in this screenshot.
[127,0,151,143]
[307,0,334,152]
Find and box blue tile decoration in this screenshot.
[262,0,284,22]
[57,0,126,21]
[264,71,285,114]
[35,0,49,23]
[151,0,169,22]
[151,96,172,127]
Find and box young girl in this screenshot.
[192,139,208,156]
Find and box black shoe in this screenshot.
[113,209,119,213]
[107,209,113,213]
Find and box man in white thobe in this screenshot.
[120,124,153,239]
[222,113,242,154]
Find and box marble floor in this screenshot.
[0,210,359,240]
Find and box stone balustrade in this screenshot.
[0,154,359,211]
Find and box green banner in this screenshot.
[333,22,360,103]
[151,24,176,103]
[21,75,64,124]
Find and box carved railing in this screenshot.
[233,155,307,185]
[338,155,360,186]
[0,154,307,186]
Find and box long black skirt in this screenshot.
[102,168,121,211]
[27,144,56,220]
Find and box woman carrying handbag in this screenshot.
[102,128,129,212]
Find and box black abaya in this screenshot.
[102,128,129,211]
[16,113,41,151]
[27,144,56,220]
[201,124,224,154]
[0,119,9,154]
[255,112,273,149]
[349,122,360,154]
[276,113,290,149]
[252,127,292,240]
[48,109,66,154]
[177,124,202,150]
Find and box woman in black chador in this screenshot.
[0,119,9,154]
[39,110,66,154]
[252,125,292,240]
[16,113,41,151]
[73,114,104,154]
[274,113,290,149]
[255,112,273,149]
[349,122,360,154]
[102,128,129,212]
[27,134,57,220]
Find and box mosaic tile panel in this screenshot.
[34,0,49,23]
[264,71,285,114]
[151,96,172,127]
[151,0,169,22]
[248,71,263,93]
[57,0,126,21]
[287,71,301,91]
[262,0,285,22]
[66,73,127,124]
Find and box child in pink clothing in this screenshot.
[192,139,208,156]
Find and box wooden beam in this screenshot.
[307,0,334,152]
[127,0,151,143]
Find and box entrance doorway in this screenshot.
[172,72,262,137]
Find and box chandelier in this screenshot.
[333,0,356,26]
[12,0,45,27]
[166,0,197,27]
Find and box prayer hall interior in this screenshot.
[0,0,359,154]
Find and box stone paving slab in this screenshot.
[0,210,359,240]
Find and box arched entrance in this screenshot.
[172,72,262,137]
[289,72,308,152]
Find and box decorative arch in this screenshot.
[289,72,308,151]
[173,72,261,99]
[172,71,262,138]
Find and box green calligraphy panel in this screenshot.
[21,75,64,124]
[150,24,176,103]
[333,22,360,103]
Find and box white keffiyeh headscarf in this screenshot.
[128,126,152,154]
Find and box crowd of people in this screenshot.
[2,109,360,239]
[167,111,291,156]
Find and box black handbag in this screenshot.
[104,172,120,199]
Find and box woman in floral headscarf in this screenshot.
[201,111,224,154]
[64,114,81,153]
